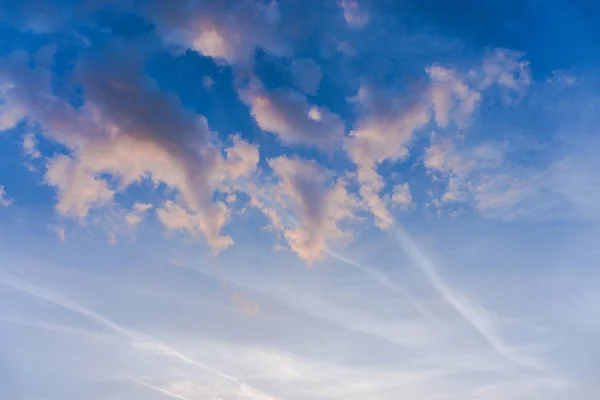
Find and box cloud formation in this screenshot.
[149,0,287,65]
[256,156,359,262]
[344,52,531,228]
[0,43,259,250]
[239,78,345,150]
[0,185,13,207]
[339,0,370,29]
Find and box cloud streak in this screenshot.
[0,269,279,400]
[392,226,544,369]
[129,377,196,400]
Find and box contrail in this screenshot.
[324,248,434,320]
[392,226,544,369]
[0,269,280,399]
[129,377,195,400]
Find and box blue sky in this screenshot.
[1,0,599,399]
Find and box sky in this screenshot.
[0,0,599,399]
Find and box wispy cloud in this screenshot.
[0,269,279,400]
[129,377,196,400]
[49,224,66,243]
[392,226,544,369]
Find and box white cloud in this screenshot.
[475,139,600,222]
[257,156,359,262]
[22,132,41,158]
[0,185,13,207]
[339,0,370,29]
[240,78,345,150]
[222,135,260,181]
[344,83,431,228]
[475,48,531,102]
[0,82,27,131]
[424,134,509,212]
[0,46,260,250]
[125,202,153,227]
[426,65,481,128]
[345,50,525,227]
[393,226,545,369]
[45,154,115,218]
[441,176,466,203]
[422,132,600,221]
[0,269,277,399]
[151,0,287,65]
[547,70,577,87]
[392,183,413,208]
[157,200,233,251]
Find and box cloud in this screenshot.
[338,0,370,29]
[547,70,578,87]
[0,185,13,207]
[0,82,27,131]
[475,48,531,102]
[49,224,66,243]
[344,64,483,227]
[392,183,413,209]
[0,44,259,250]
[393,226,544,369]
[344,83,431,228]
[239,78,345,150]
[424,134,507,209]
[129,377,195,400]
[0,269,278,400]
[125,202,153,227]
[22,132,41,158]
[474,139,600,222]
[343,50,524,227]
[426,65,482,128]
[256,156,359,262]
[157,200,233,251]
[290,58,322,95]
[149,0,287,65]
[422,130,600,221]
[45,154,115,218]
[472,174,527,214]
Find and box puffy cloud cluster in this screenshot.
[345,52,531,228]
[0,0,546,261]
[0,45,258,250]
